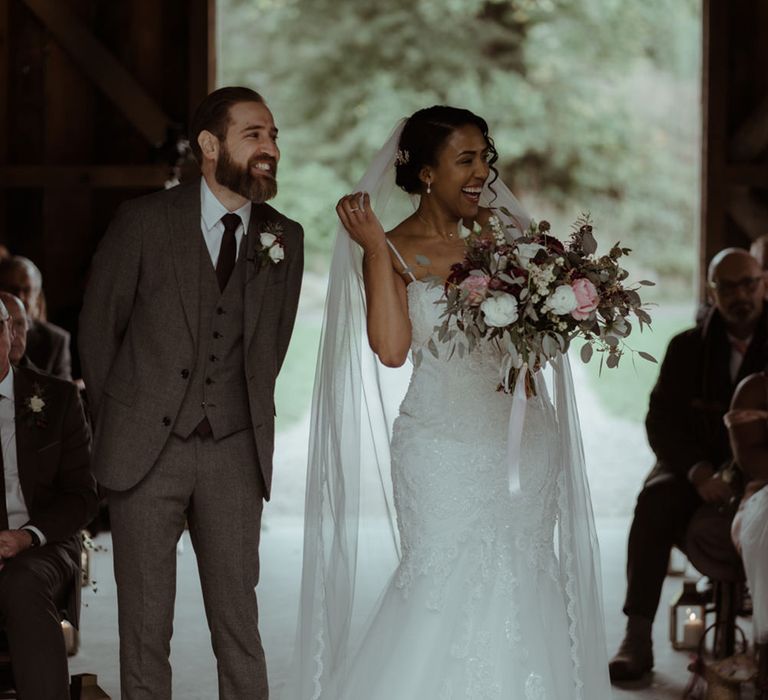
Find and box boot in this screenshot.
[609,615,654,682]
[757,642,768,700]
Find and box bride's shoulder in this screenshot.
[385,219,419,252]
[384,220,421,282]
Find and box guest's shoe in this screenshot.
[608,616,654,682]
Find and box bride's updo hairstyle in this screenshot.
[394,105,499,195]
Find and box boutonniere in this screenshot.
[19,383,48,428]
[253,222,285,267]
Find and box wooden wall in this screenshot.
[0,0,213,373]
[702,0,768,281]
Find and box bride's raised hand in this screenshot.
[336,192,387,255]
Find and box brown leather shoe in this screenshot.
[609,616,654,682]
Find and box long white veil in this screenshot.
[282,121,609,699]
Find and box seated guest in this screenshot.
[725,371,768,698]
[609,248,768,681]
[0,292,34,370]
[0,299,97,699]
[0,257,71,381]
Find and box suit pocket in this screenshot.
[37,440,61,453]
[104,373,136,407]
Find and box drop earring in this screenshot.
[426,182,432,195]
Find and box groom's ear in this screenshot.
[198,130,219,163]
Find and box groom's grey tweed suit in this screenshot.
[79,179,303,700]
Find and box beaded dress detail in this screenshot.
[334,277,577,700]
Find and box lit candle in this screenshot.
[683,611,704,647]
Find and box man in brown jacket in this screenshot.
[80,87,303,699]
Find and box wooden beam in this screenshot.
[189,0,215,118]
[21,0,173,146]
[0,0,8,239]
[730,95,768,161]
[0,0,8,165]
[725,164,768,187]
[700,0,730,294]
[0,165,171,188]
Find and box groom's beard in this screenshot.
[215,146,278,203]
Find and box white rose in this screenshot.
[481,293,519,327]
[268,244,285,262]
[29,396,45,413]
[546,285,578,315]
[515,242,545,269]
[260,232,277,248]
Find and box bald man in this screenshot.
[0,257,71,381]
[609,248,768,681]
[0,292,32,369]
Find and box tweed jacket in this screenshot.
[78,179,304,498]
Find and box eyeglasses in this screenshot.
[708,275,764,295]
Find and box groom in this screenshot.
[80,87,303,699]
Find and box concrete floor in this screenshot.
[68,516,744,700]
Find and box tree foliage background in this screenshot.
[218,0,701,289]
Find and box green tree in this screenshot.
[218,0,700,285]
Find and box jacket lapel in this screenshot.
[244,203,273,351]
[169,180,203,338]
[738,306,768,383]
[13,368,36,507]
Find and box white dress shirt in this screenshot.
[0,369,46,545]
[200,178,252,267]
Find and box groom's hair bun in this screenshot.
[189,87,265,163]
[395,105,499,194]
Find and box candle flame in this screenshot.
[689,612,697,622]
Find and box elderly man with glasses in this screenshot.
[609,248,768,682]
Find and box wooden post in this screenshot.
[700,0,730,295]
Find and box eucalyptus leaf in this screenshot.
[638,351,658,363]
[427,338,439,359]
[582,231,598,255]
[606,353,619,369]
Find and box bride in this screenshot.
[282,106,610,700]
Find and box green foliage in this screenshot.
[218,0,701,285]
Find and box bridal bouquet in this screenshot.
[425,212,656,394]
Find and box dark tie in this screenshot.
[216,213,241,292]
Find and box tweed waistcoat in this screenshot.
[173,234,251,439]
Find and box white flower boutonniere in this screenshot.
[255,222,285,267]
[21,383,49,428]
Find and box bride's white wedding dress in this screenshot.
[283,122,609,700]
[332,275,576,700]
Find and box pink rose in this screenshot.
[571,278,599,320]
[459,274,490,306]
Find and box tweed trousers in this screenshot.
[109,429,266,700]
